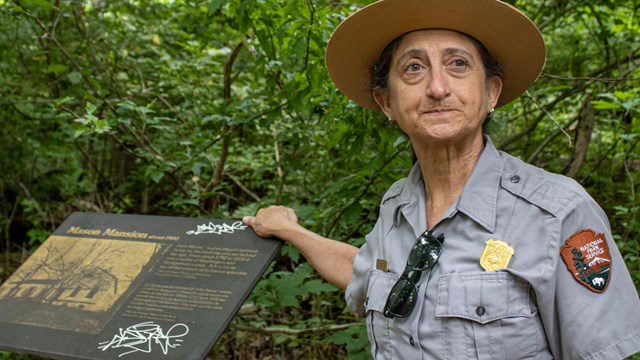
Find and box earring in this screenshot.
[388,117,396,125]
[487,107,495,118]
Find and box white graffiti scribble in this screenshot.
[186,221,247,235]
[98,321,189,357]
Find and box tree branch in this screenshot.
[210,39,245,213]
[232,323,359,336]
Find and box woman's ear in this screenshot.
[487,76,503,109]
[373,89,394,119]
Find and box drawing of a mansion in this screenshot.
[0,268,118,312]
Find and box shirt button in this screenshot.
[409,336,415,346]
[476,306,486,316]
[510,175,521,183]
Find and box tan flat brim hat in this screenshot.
[326,0,546,112]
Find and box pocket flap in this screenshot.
[436,272,531,324]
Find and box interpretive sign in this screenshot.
[0,212,282,360]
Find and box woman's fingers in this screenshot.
[243,206,298,238]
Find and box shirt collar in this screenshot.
[456,136,502,232]
[390,161,425,234]
[391,136,503,233]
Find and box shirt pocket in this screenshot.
[364,269,398,313]
[436,272,548,360]
[364,270,398,359]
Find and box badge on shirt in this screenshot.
[480,239,514,271]
[560,229,611,293]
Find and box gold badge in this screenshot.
[480,239,514,271]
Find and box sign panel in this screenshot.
[0,212,282,360]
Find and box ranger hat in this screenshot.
[325,0,546,111]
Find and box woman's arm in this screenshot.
[243,206,358,289]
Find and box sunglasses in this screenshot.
[383,230,444,319]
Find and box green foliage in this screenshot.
[250,262,338,311]
[0,352,32,360]
[0,0,639,358]
[326,322,370,360]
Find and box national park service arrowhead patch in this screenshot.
[560,229,611,293]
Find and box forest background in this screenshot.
[0,0,639,359]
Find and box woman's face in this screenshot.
[373,29,502,146]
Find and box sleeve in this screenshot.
[345,221,379,316]
[552,193,640,360]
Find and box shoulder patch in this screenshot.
[560,229,611,293]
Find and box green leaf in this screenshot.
[55,96,74,107]
[47,64,68,74]
[94,119,112,134]
[145,166,165,183]
[67,71,82,84]
[326,323,370,359]
[281,244,300,263]
[393,134,409,147]
[208,0,225,15]
[343,201,363,224]
[24,0,56,10]
[591,100,621,110]
[274,278,302,307]
[303,279,337,295]
[86,102,97,115]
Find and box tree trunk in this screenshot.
[564,98,595,178]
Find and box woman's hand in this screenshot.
[242,205,299,238]
[242,205,357,289]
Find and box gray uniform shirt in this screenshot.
[346,138,640,360]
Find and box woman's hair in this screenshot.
[369,30,504,93]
